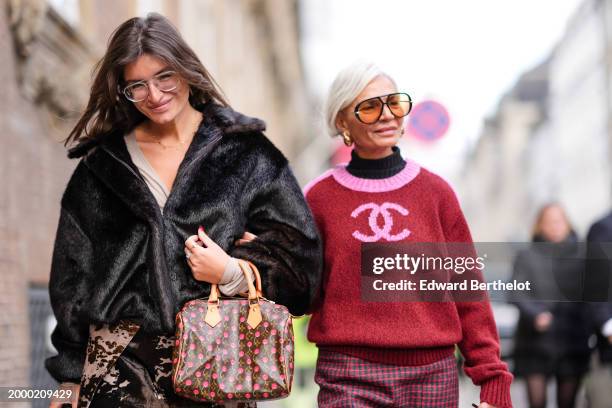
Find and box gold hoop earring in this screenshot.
[342,130,353,147]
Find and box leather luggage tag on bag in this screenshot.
[247,302,262,329]
[204,302,221,327]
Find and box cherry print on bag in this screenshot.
[172,260,294,403]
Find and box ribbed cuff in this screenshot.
[480,374,513,408]
[219,257,239,284]
[218,257,249,296]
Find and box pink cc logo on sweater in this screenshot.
[351,202,411,242]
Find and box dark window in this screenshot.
[29,285,58,408]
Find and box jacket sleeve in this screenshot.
[586,221,612,327]
[45,208,92,383]
[229,150,323,316]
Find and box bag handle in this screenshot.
[245,260,263,298]
[205,259,263,329]
[207,259,262,301]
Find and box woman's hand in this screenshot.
[185,227,230,284]
[49,382,79,408]
[235,231,257,245]
[534,311,553,332]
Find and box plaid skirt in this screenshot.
[315,349,459,408]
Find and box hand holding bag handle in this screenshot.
[205,259,263,328]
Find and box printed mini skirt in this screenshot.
[79,320,256,408]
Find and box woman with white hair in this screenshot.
[304,62,513,408]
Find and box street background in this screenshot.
[1,0,609,407]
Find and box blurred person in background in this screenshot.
[583,210,612,408]
[46,13,322,408]
[303,61,513,408]
[510,203,591,408]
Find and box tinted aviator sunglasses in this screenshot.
[354,92,413,124]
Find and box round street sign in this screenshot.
[406,100,450,142]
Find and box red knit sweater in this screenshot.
[304,160,513,408]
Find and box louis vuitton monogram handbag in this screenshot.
[173,260,294,403]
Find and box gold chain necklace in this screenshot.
[152,138,189,150]
[137,115,200,150]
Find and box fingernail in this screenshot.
[198,226,203,232]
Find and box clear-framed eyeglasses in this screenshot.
[122,70,180,103]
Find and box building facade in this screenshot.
[460,61,549,241]
[460,0,612,241]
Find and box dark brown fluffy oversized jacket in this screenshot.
[45,103,322,382]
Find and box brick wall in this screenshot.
[0,2,87,402]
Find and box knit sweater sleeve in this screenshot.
[444,204,513,408]
[303,178,330,314]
